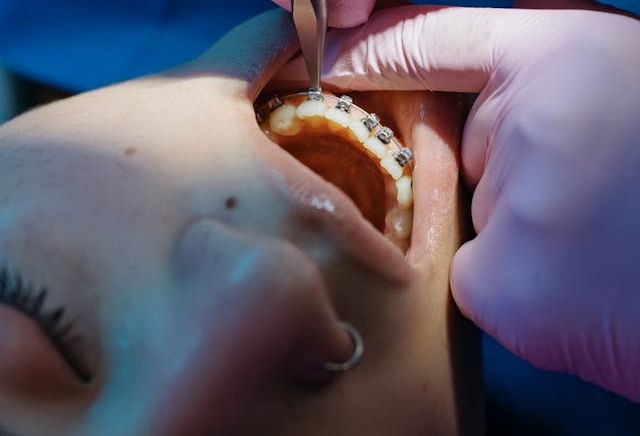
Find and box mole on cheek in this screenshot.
[124,147,137,156]
[225,196,238,210]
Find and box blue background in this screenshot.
[0,0,636,90]
[0,0,637,90]
[0,0,638,433]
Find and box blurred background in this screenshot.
[0,68,71,122]
[0,0,638,434]
[0,0,512,122]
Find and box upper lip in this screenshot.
[263,148,413,285]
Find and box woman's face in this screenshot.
[0,10,481,436]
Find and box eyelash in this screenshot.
[0,267,91,382]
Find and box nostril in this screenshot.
[174,218,353,363]
[164,218,354,421]
[171,218,264,291]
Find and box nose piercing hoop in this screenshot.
[323,321,364,372]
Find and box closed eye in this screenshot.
[0,267,91,383]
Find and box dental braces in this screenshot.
[255,88,415,245]
[256,89,414,170]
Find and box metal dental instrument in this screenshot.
[292,0,328,92]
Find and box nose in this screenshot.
[150,219,351,435]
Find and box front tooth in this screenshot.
[363,136,388,159]
[396,175,413,209]
[297,100,327,128]
[386,207,413,240]
[336,95,353,112]
[324,108,351,132]
[348,119,371,143]
[394,148,414,167]
[362,113,380,131]
[380,153,404,180]
[269,104,302,136]
[376,127,394,144]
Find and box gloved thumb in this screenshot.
[274,5,529,92]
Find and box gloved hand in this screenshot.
[270,0,374,28]
[275,6,640,401]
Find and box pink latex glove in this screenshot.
[276,6,640,401]
[270,0,374,28]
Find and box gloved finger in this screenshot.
[449,224,528,359]
[176,9,298,100]
[270,0,375,28]
[271,5,529,193]
[273,5,530,93]
[449,237,489,336]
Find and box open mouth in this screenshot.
[256,90,414,252]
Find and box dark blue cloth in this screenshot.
[484,334,640,435]
[0,0,275,90]
[0,0,512,91]
[1,0,636,90]
[0,1,638,433]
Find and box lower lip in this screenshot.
[275,131,388,233]
[263,160,413,285]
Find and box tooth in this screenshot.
[336,95,353,112]
[267,96,284,112]
[376,127,394,144]
[269,104,302,136]
[380,153,404,180]
[394,148,414,167]
[363,137,388,159]
[386,207,413,240]
[324,108,351,132]
[396,175,413,209]
[307,88,323,101]
[297,100,326,118]
[348,119,370,143]
[297,100,327,128]
[362,113,380,132]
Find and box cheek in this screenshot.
[0,306,83,400]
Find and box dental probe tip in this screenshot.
[292,0,327,91]
[308,87,324,101]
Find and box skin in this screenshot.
[0,10,481,436]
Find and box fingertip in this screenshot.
[451,234,531,356]
[327,0,375,28]
[270,0,292,12]
[451,240,516,355]
[271,0,374,28]
[450,238,502,339]
[450,240,481,322]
